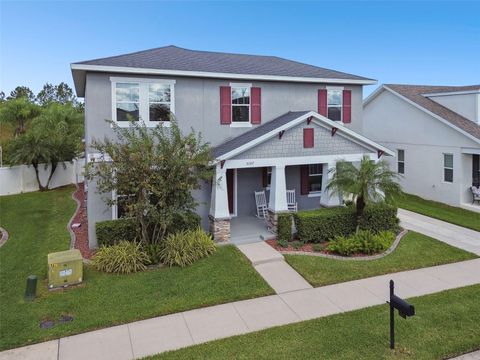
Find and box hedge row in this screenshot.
[277,213,293,246]
[96,211,201,247]
[293,203,399,243]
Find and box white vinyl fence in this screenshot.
[0,158,85,196]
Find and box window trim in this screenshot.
[110,77,175,128]
[230,82,252,126]
[397,149,405,174]
[326,86,344,122]
[308,163,323,194]
[443,153,454,183]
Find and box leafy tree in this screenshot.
[36,82,78,106]
[9,103,83,190]
[86,120,212,245]
[0,91,5,102]
[8,86,35,102]
[9,131,51,191]
[327,155,402,227]
[0,98,40,135]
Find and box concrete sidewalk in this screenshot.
[2,258,479,360]
[236,241,313,294]
[398,208,480,255]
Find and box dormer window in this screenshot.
[111,77,175,127]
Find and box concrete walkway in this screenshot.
[236,241,313,293]
[398,208,480,255]
[1,258,479,360]
[450,350,480,359]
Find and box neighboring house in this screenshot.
[363,84,480,210]
[71,45,392,247]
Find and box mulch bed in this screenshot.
[266,239,324,253]
[71,183,93,259]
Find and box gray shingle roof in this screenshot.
[75,45,373,81]
[212,111,310,158]
[384,84,480,141]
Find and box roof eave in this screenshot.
[215,110,394,161]
[382,86,480,145]
[70,63,377,93]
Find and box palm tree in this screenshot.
[327,155,402,226]
[9,132,51,191]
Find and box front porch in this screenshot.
[208,110,394,242]
[230,216,275,244]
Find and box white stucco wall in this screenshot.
[363,89,480,206]
[428,92,479,124]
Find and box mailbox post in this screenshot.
[388,280,415,349]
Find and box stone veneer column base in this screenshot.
[266,209,290,234]
[209,215,231,243]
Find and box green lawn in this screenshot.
[157,285,480,360]
[285,232,477,287]
[393,192,480,232]
[0,187,273,351]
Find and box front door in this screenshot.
[226,169,235,215]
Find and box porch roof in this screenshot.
[212,110,394,161]
[212,111,309,158]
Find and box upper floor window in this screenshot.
[443,154,453,182]
[111,77,175,127]
[231,85,250,123]
[308,164,323,192]
[397,149,405,174]
[327,89,342,121]
[115,83,139,122]
[149,84,172,122]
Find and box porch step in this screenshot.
[236,242,284,266]
[230,235,263,245]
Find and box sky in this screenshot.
[1,0,479,99]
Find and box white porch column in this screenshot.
[268,165,288,212]
[209,164,231,243]
[209,164,230,219]
[320,162,342,207]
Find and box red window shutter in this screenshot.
[303,128,314,148]
[300,165,309,195]
[251,87,261,124]
[220,86,231,124]
[262,167,268,187]
[343,90,351,123]
[318,89,327,116]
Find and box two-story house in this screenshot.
[71,45,393,247]
[363,84,480,211]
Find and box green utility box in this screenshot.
[48,249,83,289]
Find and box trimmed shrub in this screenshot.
[277,238,288,248]
[277,213,292,244]
[312,243,326,252]
[159,228,216,267]
[359,204,399,233]
[294,203,399,243]
[294,207,356,243]
[96,211,202,247]
[327,230,395,256]
[92,241,151,274]
[168,211,202,235]
[96,218,137,247]
[291,240,304,250]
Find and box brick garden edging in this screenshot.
[278,229,408,261]
[0,226,9,247]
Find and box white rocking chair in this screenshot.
[287,189,298,212]
[254,190,268,218]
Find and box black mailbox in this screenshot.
[391,294,415,318]
[388,280,415,349]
